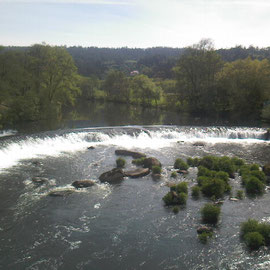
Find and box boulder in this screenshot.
[115,149,146,159]
[88,146,95,150]
[197,226,213,234]
[32,177,48,184]
[99,168,125,183]
[177,170,188,174]
[193,141,206,147]
[262,129,270,140]
[143,157,162,169]
[229,197,239,202]
[263,163,270,176]
[124,168,150,178]
[152,173,161,179]
[165,182,176,188]
[49,190,74,197]
[214,200,224,206]
[72,180,95,188]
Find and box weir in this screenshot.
[0,126,268,170]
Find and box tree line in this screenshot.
[1,40,270,127]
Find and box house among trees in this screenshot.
[130,70,139,76]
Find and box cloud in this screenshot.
[0,0,135,5]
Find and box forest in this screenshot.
[1,39,270,128]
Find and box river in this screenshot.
[0,102,270,269]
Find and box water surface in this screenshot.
[0,125,270,269]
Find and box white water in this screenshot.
[0,129,17,138]
[0,127,268,170]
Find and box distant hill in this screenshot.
[3,45,270,79]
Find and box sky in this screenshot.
[1,0,270,49]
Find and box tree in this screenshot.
[28,44,80,118]
[103,70,130,102]
[174,39,223,114]
[130,74,162,106]
[79,75,100,100]
[0,45,80,124]
[216,57,270,117]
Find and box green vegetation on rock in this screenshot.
[152,165,162,174]
[163,182,188,206]
[116,157,126,168]
[198,231,213,244]
[174,158,189,170]
[132,157,146,166]
[191,186,200,198]
[240,219,270,250]
[236,190,244,200]
[201,203,221,224]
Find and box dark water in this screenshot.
[1,104,270,270]
[10,100,265,134]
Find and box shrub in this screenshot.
[162,190,187,206]
[201,178,226,198]
[231,157,245,168]
[187,157,200,167]
[257,223,270,245]
[178,192,188,205]
[193,157,200,167]
[198,231,213,244]
[116,157,126,168]
[245,176,265,195]
[197,166,214,177]
[239,165,251,176]
[241,173,250,186]
[240,219,259,236]
[172,206,179,214]
[201,203,221,224]
[250,164,260,171]
[199,156,218,170]
[244,232,265,250]
[215,171,229,183]
[236,190,244,199]
[162,192,174,206]
[152,165,162,174]
[217,157,235,177]
[174,158,189,170]
[187,157,194,166]
[191,186,200,198]
[197,176,209,186]
[171,171,177,178]
[250,170,266,183]
[132,157,145,166]
[240,219,270,249]
[170,182,188,194]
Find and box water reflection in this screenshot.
[13,100,263,134]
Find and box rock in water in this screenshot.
[99,168,125,183]
[88,146,95,150]
[177,170,188,174]
[143,157,162,169]
[197,226,213,234]
[152,173,161,179]
[72,180,95,188]
[262,129,270,140]
[124,168,150,178]
[32,177,48,184]
[193,141,206,147]
[49,190,74,197]
[115,149,146,159]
